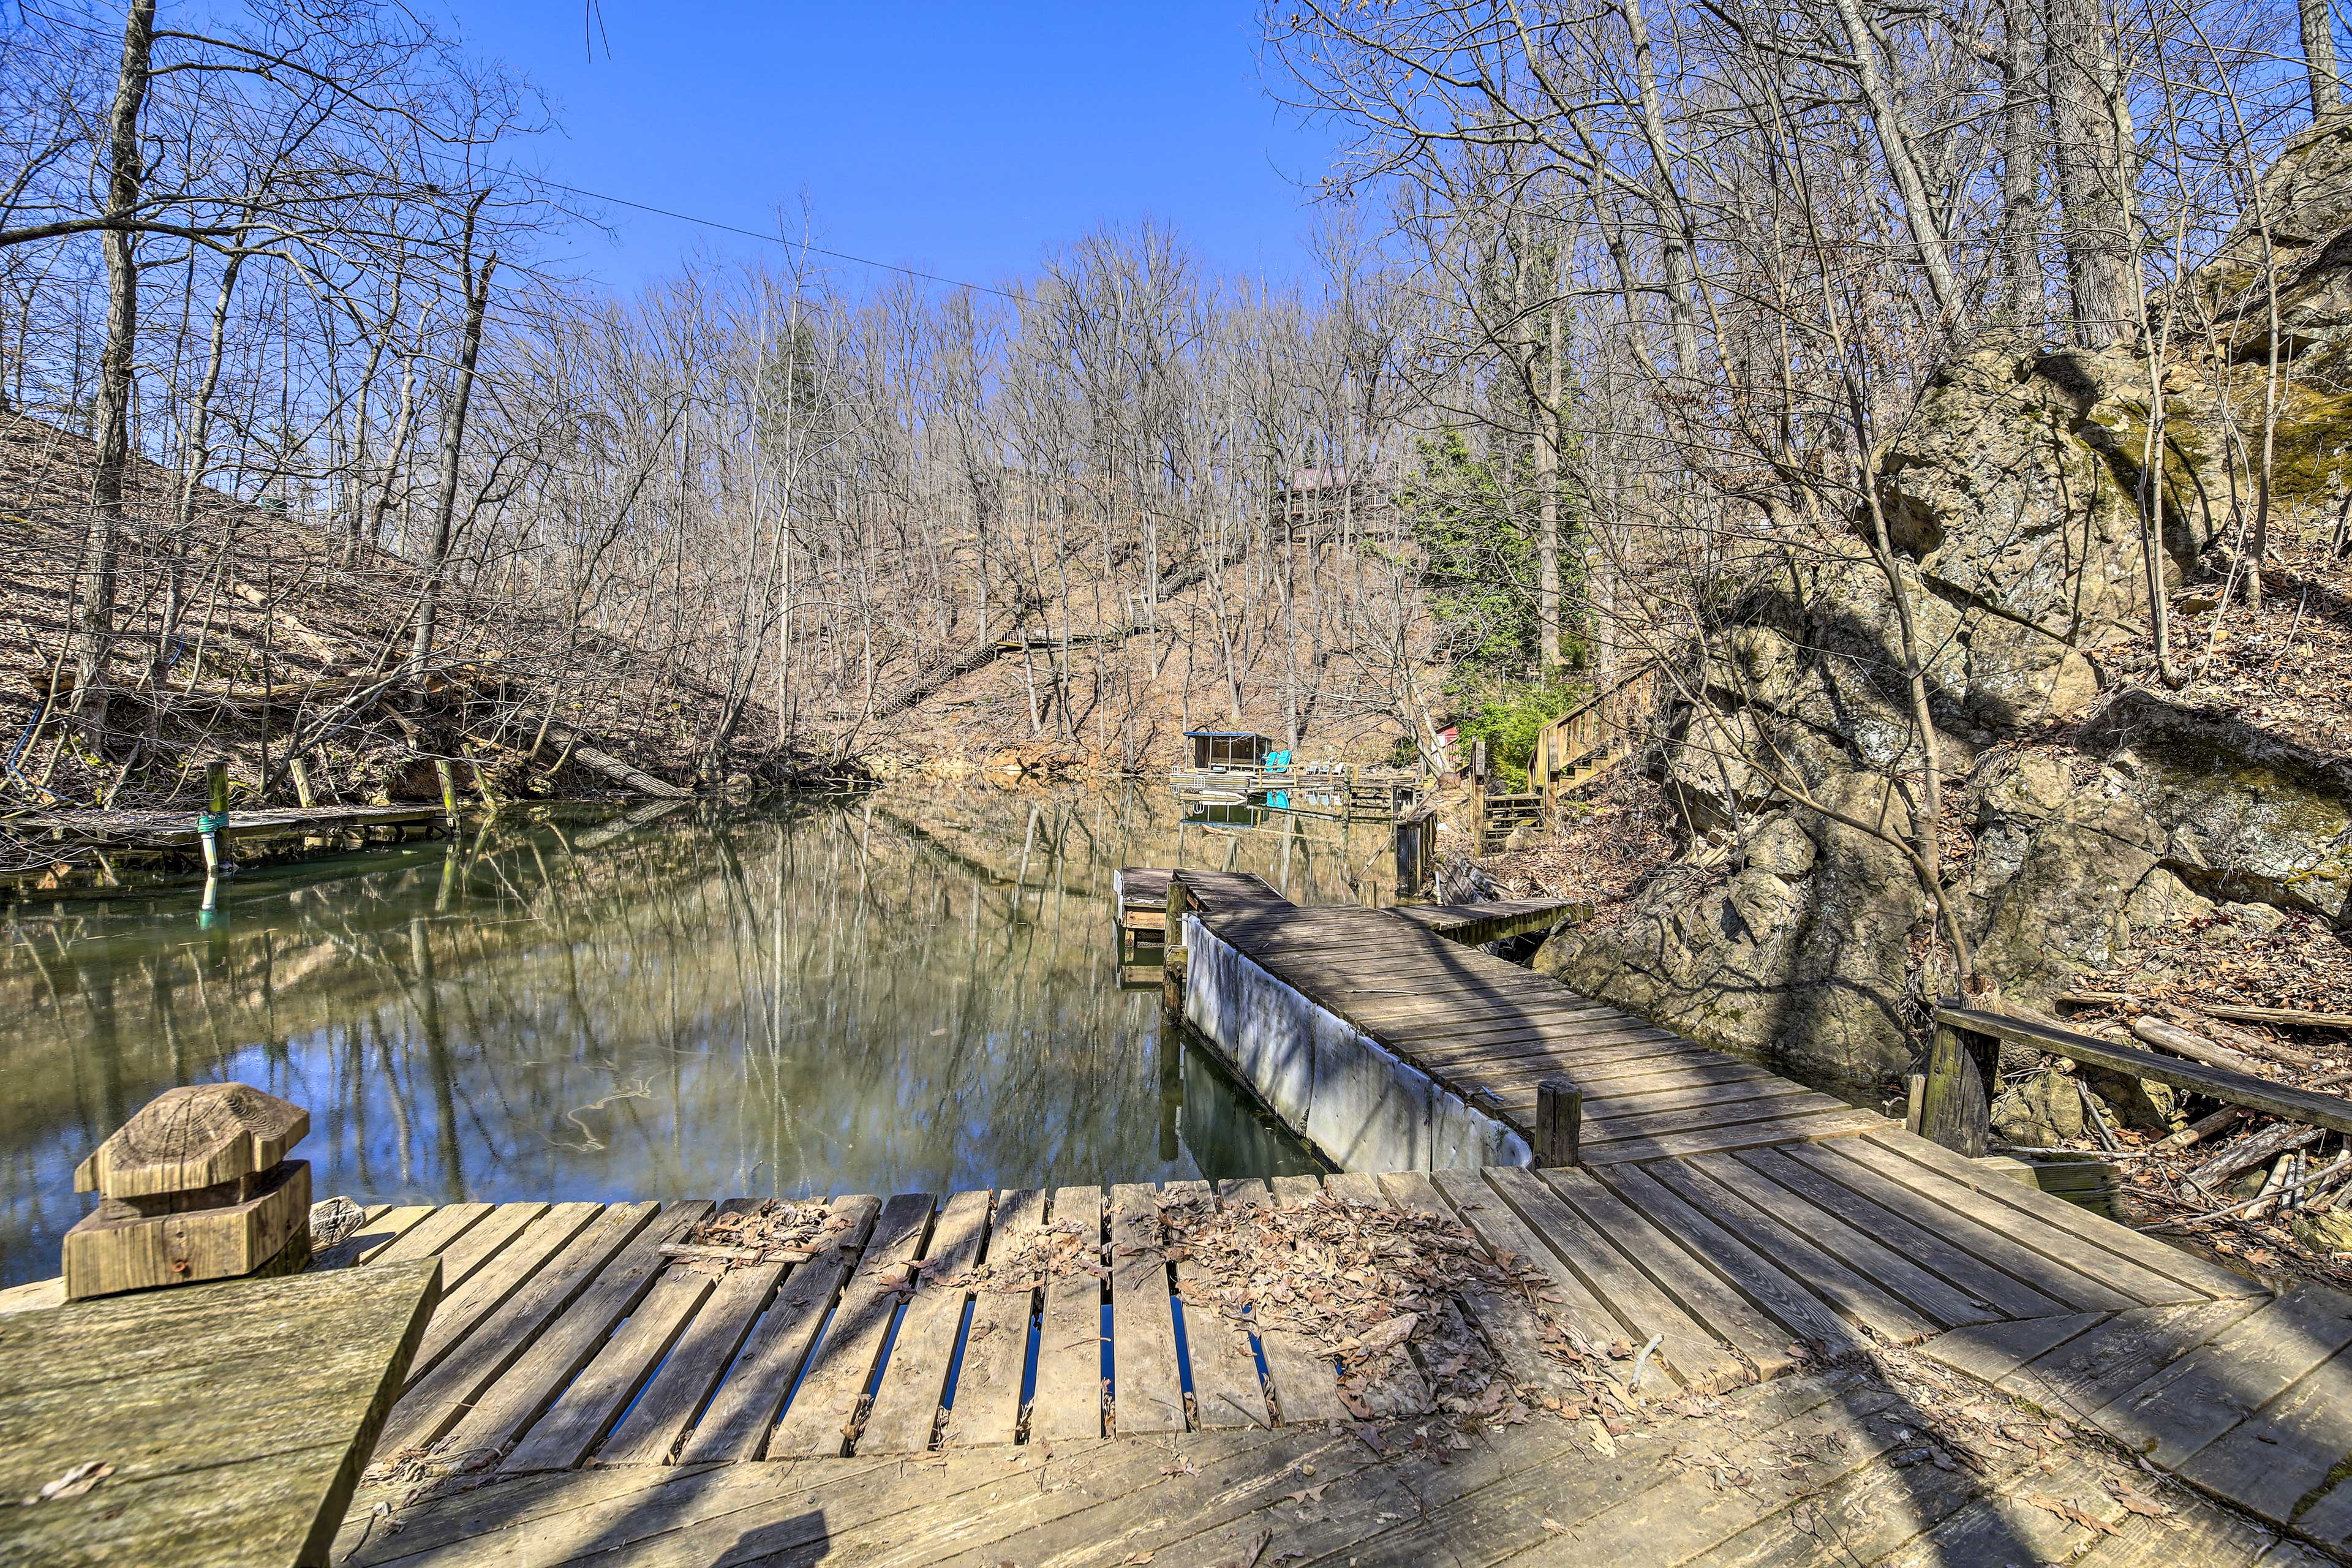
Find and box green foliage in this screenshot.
[1457,679,1587,791]
[1401,429,1538,682]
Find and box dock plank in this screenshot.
[858,1187,991,1454]
[1108,1182,1186,1434]
[375,1201,657,1454]
[1162,1181,1272,1430]
[764,1191,935,1459]
[1030,1185,1107,1441]
[434,1200,712,1461]
[1218,1177,1348,1424]
[499,1261,715,1472]
[673,1194,881,1464]
[400,1202,605,1383]
[946,1188,1042,1446]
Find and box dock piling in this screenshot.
[1919,1008,1999,1156]
[198,759,232,877]
[1536,1079,1583,1167]
[1161,875,1191,1013]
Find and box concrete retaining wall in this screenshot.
[1182,914,1531,1172]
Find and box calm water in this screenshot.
[0,785,1405,1286]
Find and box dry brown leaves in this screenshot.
[940,1216,1109,1294]
[1152,1188,1635,1428]
[671,1200,856,1273]
[2086,907,2352,1016]
[2101,533,2352,760]
[1474,761,1678,910]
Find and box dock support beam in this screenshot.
[1536,1079,1582,1167]
[1920,1006,2000,1157]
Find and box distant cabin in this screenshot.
[1185,730,1275,771]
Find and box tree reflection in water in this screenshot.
[0,785,1393,1284]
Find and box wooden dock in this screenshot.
[8,802,450,850]
[304,1137,2352,1566]
[1190,897,1879,1164]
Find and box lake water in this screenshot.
[0,785,1409,1287]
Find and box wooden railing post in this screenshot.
[1160,875,1191,1014]
[1919,1003,2001,1156]
[1536,1079,1583,1167]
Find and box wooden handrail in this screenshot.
[1921,1002,2352,1156]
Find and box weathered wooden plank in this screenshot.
[499,1261,716,1472]
[1377,1170,1586,1400]
[1161,1181,1272,1431]
[434,1201,712,1462]
[1686,1151,1999,1329]
[1736,1144,2069,1322]
[1936,1003,2352,1138]
[2086,1287,2352,1468]
[1858,1128,2262,1300]
[1577,1107,1882,1164]
[1915,1313,2106,1387]
[1785,1141,2146,1313]
[1217,1177,1348,1424]
[1108,1181,1186,1434]
[1581,1076,1820,1123]
[765,1191,936,1459]
[1425,1167,1632,1363]
[368,1202,493,1270]
[858,1188,992,1455]
[1031,1185,1107,1442]
[1319,1172,1435,1417]
[595,1251,788,1465]
[1997,1297,2269,1419]
[673,1194,881,1464]
[945,1188,1042,1446]
[0,1261,439,1568]
[2179,1339,2352,1526]
[1483,1164,1744,1391]
[1871,1450,2138,1568]
[375,1202,657,1455]
[1563,1089,1865,1145]
[427,1202,548,1294]
[1646,1156,1942,1344]
[1587,1161,1867,1362]
[402,1202,605,1384]
[1536,1166,1801,1382]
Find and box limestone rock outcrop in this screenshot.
[1535,127,2352,1099]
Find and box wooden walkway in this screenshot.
[1197,900,1882,1164]
[9,802,448,850]
[312,1134,2352,1565]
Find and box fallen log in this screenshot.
[490,722,691,799]
[2060,990,2352,1031]
[2157,1002,2318,1068]
[2183,1120,2324,1195]
[2130,1016,2264,1075]
[2154,1105,2248,1153]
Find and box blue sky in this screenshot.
[449,1,1345,296]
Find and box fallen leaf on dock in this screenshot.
[29,1460,113,1502]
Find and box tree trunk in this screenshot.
[72,0,157,734]
[410,197,495,682]
[2045,0,2135,347]
[2000,0,2045,326]
[2302,0,2343,116]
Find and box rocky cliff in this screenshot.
[1533,123,2352,1112]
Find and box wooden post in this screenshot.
[434,757,460,823]
[1536,1079,1583,1167]
[198,759,230,877]
[287,753,316,809]
[1919,1006,2001,1156]
[1471,736,1488,791]
[1161,875,1191,1014]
